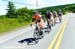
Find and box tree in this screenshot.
[6,1,16,18]
[63,5,75,13]
[16,7,33,22]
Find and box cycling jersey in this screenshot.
[53,12,57,18]
[32,15,41,23]
[36,15,41,20]
[46,12,51,19]
[58,11,62,16]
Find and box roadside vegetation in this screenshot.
[0,1,33,34]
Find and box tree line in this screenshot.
[38,3,75,15]
[5,1,33,23]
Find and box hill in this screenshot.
[38,3,75,14]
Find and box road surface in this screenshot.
[0,13,75,49]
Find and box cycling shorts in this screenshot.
[58,14,61,17]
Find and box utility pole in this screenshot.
[36,0,38,11]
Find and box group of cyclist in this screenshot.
[45,9,62,30]
[31,9,62,38]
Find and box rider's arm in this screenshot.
[39,19,44,29]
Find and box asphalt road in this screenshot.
[59,13,75,49]
[0,13,75,49]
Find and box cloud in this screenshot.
[56,0,75,4]
[0,7,6,15]
[27,0,51,9]
[27,0,36,5]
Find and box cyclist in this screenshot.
[32,12,44,38]
[45,11,52,30]
[50,12,54,27]
[58,9,62,23]
[53,11,58,25]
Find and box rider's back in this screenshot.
[46,12,51,19]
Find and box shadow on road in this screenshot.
[18,38,39,45]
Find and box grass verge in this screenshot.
[0,18,31,35]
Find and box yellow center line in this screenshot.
[54,18,68,49]
[48,17,68,49]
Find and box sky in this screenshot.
[0,0,75,15]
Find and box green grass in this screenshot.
[0,17,31,35]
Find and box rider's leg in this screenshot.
[49,19,52,30]
[54,17,57,24]
[54,18,56,25]
[50,19,54,27]
[59,16,62,23]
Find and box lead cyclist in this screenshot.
[33,12,45,39]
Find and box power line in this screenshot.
[2,0,40,6]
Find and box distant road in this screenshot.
[0,13,75,49]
